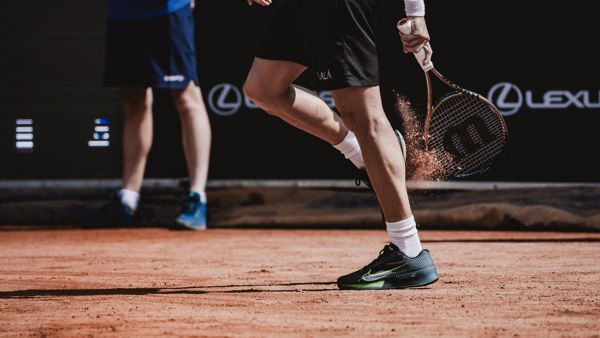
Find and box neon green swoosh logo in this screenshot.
[361,264,408,282]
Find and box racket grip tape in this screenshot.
[397,18,434,71]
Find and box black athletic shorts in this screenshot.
[103,6,199,89]
[256,0,380,90]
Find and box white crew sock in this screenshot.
[333,131,364,169]
[386,216,423,258]
[191,191,207,203]
[118,189,140,211]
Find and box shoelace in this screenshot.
[361,245,394,270]
[355,171,372,188]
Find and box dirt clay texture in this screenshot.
[1,228,599,337]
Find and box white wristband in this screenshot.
[404,0,425,17]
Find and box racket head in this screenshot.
[425,90,508,178]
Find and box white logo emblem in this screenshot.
[487,82,523,116]
[207,83,243,116]
[164,75,185,82]
[488,82,600,116]
[316,70,333,81]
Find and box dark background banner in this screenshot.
[1,0,598,181]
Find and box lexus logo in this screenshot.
[487,82,600,116]
[207,83,243,116]
[487,82,523,117]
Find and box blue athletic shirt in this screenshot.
[107,0,191,20]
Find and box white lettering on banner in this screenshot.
[207,83,335,117]
[488,82,600,116]
[526,91,600,109]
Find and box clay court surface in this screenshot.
[1,228,599,337]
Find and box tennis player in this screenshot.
[99,0,211,230]
[243,0,439,289]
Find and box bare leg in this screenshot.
[121,87,153,193]
[243,58,348,145]
[171,82,212,193]
[332,86,412,222]
[244,59,408,220]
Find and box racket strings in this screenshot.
[433,120,505,171]
[427,93,506,176]
[433,105,505,173]
[431,96,504,146]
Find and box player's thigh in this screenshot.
[244,58,307,97]
[247,0,309,96]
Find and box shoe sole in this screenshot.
[337,266,439,290]
[175,218,207,231]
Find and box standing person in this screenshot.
[243,0,438,289]
[99,0,212,230]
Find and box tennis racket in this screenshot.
[397,18,508,178]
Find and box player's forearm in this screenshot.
[404,0,425,17]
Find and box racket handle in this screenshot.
[397,18,434,71]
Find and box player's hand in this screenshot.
[191,0,195,9]
[247,0,272,6]
[400,16,432,66]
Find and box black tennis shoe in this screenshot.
[337,243,439,290]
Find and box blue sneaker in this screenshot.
[176,192,207,230]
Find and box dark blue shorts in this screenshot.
[103,6,199,89]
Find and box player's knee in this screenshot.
[242,79,265,105]
[243,80,282,116]
[171,85,202,114]
[363,115,389,140]
[173,96,200,115]
[343,110,389,139]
